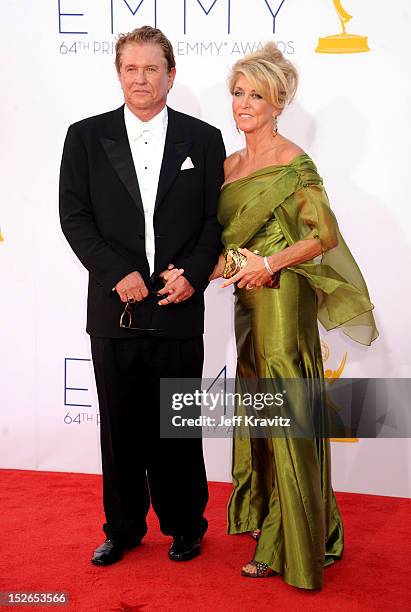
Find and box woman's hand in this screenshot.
[221,248,273,289]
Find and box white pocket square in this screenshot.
[180,156,195,170]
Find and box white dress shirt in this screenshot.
[124,104,168,275]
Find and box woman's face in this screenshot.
[232,74,277,134]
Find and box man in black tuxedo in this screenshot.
[59,26,225,565]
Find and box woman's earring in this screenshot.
[236,124,241,134]
[272,115,278,137]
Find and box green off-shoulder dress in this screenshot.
[218,154,378,590]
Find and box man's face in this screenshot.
[117,42,176,119]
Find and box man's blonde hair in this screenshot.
[115,25,175,72]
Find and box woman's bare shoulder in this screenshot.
[275,139,305,165]
[224,150,243,177]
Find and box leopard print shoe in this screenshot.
[241,560,277,578]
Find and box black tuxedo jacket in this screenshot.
[59,105,226,338]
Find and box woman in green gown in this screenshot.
[213,43,378,589]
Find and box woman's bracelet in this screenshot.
[263,256,274,276]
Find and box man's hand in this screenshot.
[159,263,185,285]
[115,271,149,303]
[157,274,195,306]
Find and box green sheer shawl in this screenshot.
[219,154,378,346]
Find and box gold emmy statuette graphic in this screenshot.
[0,227,4,241]
[316,0,369,54]
[320,340,358,443]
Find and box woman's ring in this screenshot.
[246,283,254,290]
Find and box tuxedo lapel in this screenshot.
[100,107,144,216]
[155,107,191,213]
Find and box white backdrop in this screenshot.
[1,0,410,497]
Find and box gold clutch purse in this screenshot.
[222,249,247,278]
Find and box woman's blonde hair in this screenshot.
[228,42,298,110]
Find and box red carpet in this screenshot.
[0,469,410,611]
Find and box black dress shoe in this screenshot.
[91,539,140,566]
[168,535,201,562]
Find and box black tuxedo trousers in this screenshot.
[91,335,207,541]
